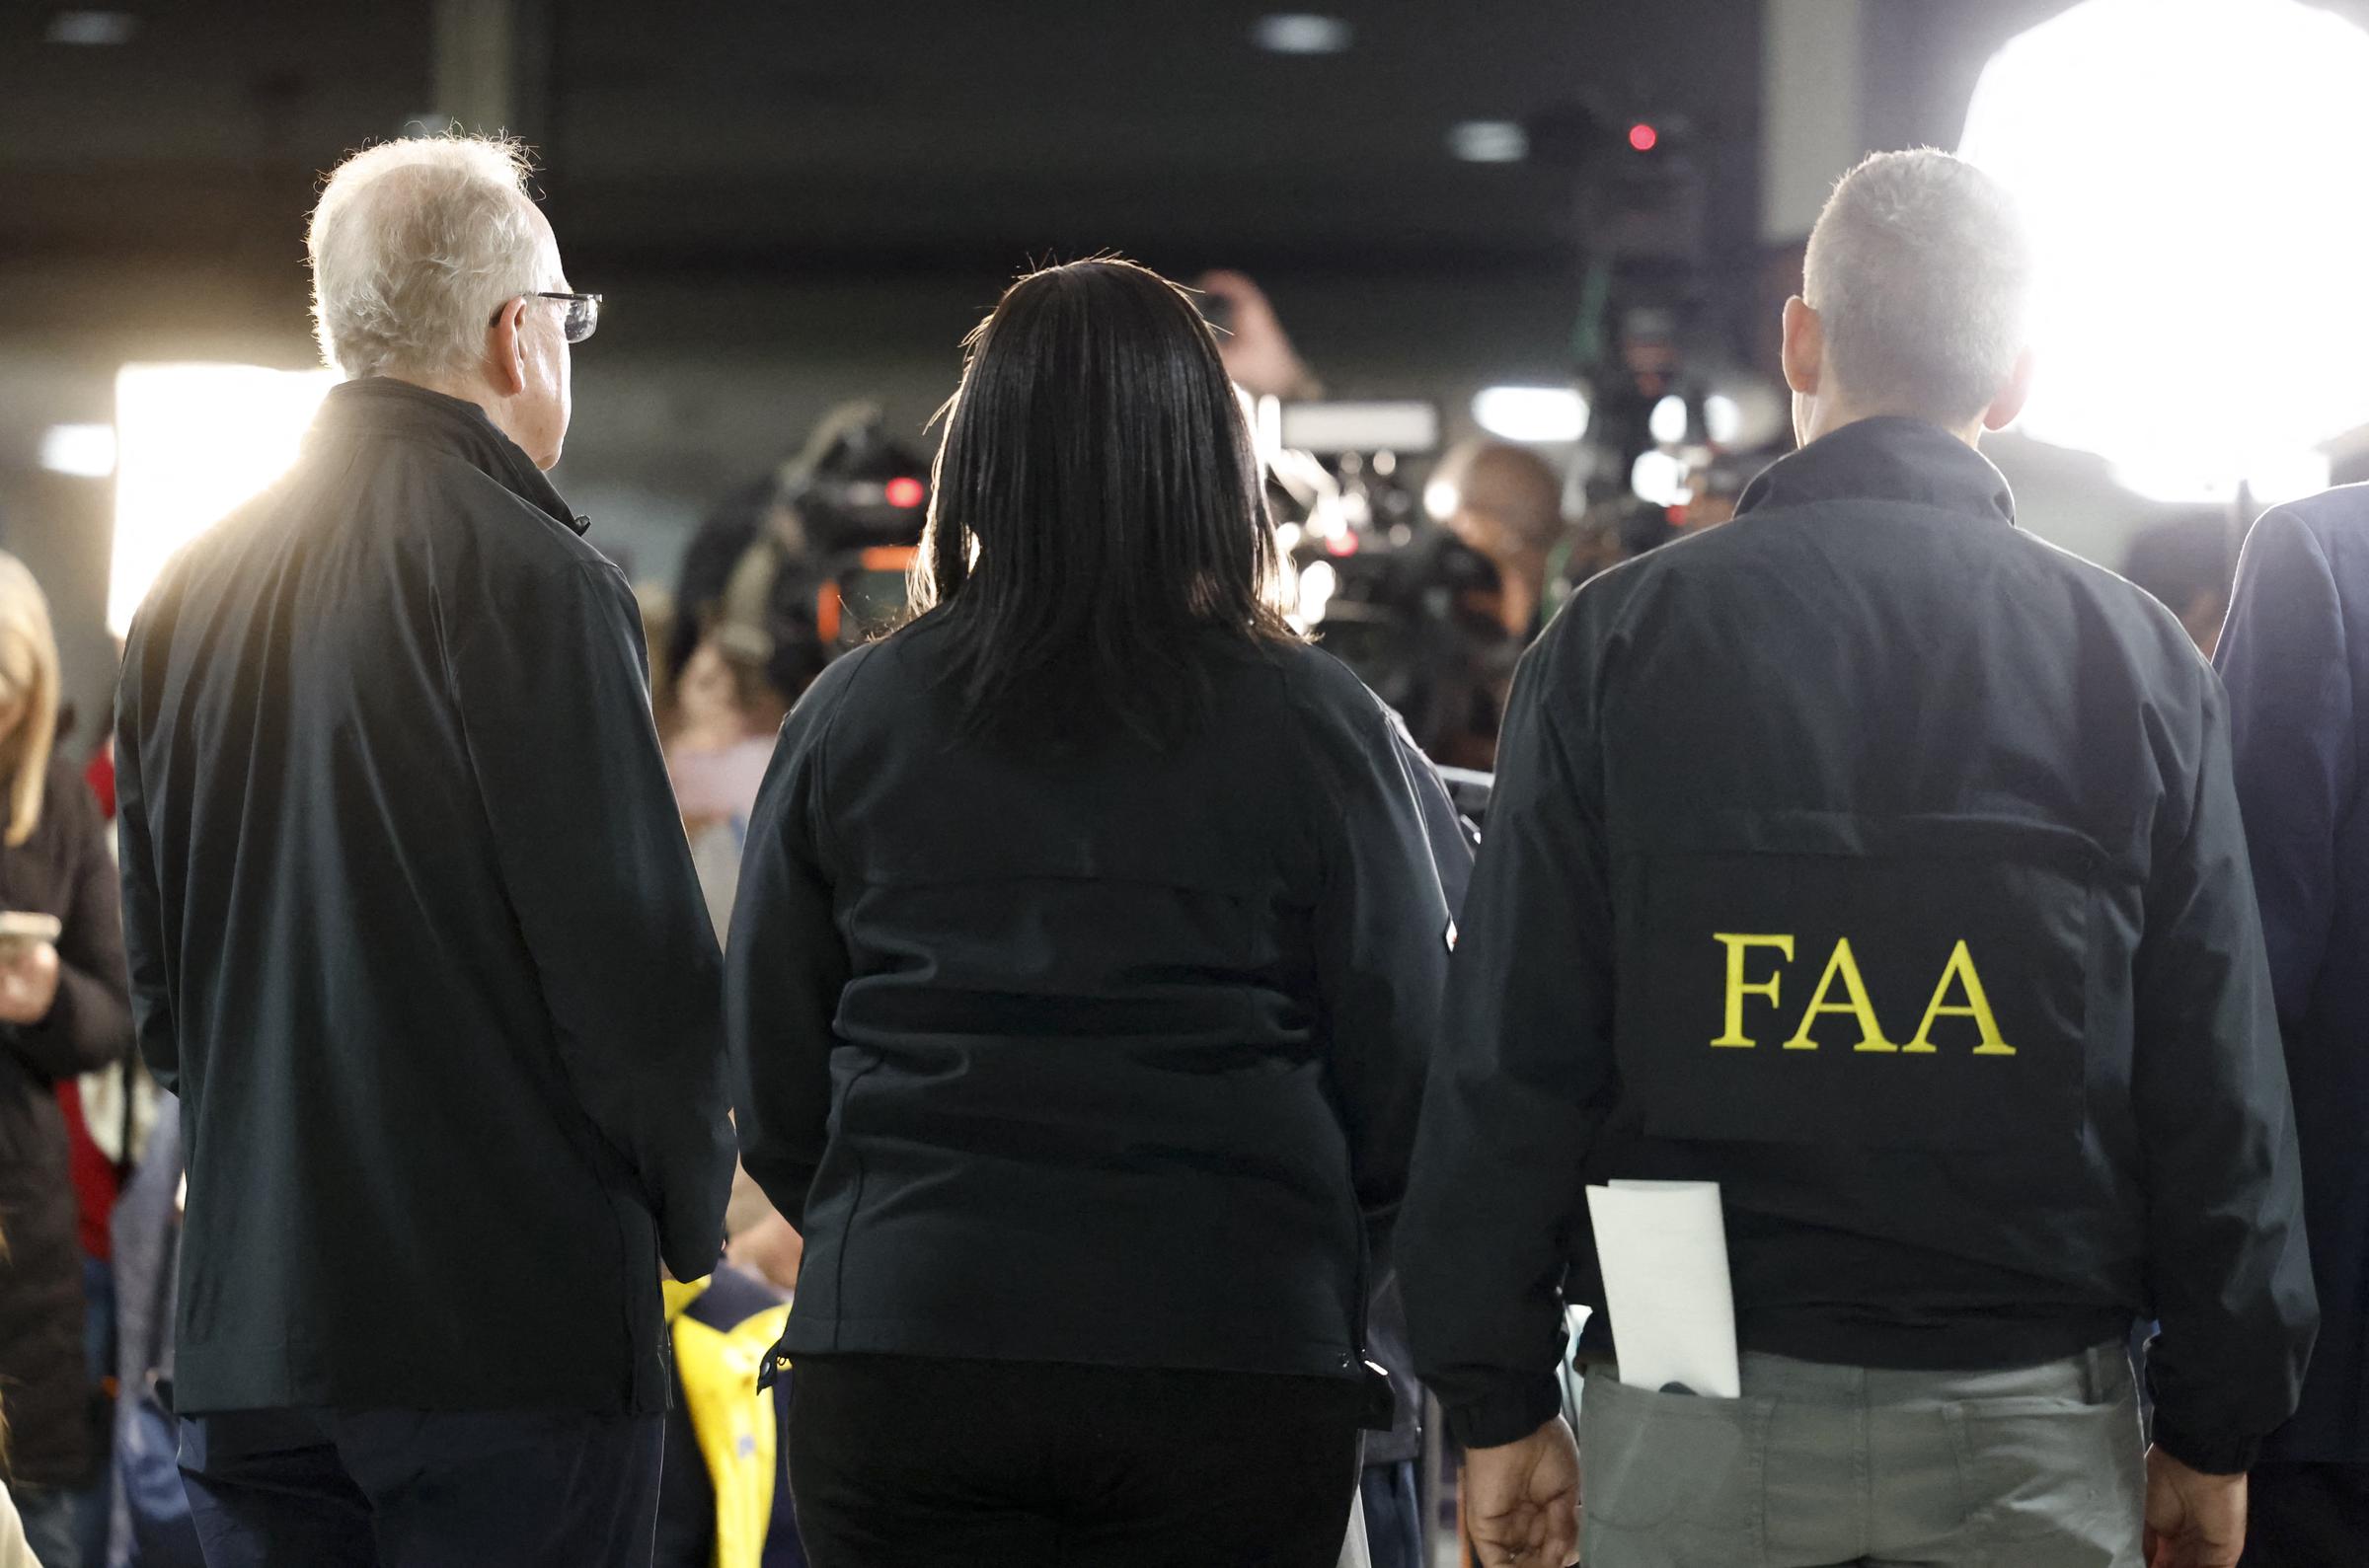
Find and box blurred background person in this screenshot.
[112,135,734,1567]
[650,1224,802,1568]
[1426,439,1576,641]
[668,632,791,939]
[0,1452,37,1568]
[2215,493,2369,1564]
[102,1085,202,1568]
[1196,269,1325,402]
[728,259,1461,1568]
[0,555,134,1568]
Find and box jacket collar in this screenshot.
[1735,415,2017,530]
[309,377,589,536]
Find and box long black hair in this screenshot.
[910,258,1295,741]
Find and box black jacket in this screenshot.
[2217,489,2369,1461]
[0,760,134,1486]
[115,378,735,1416]
[1401,416,2316,1475]
[728,622,1459,1381]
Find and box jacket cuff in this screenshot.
[2149,1413,2260,1476]
[1444,1371,1566,1451]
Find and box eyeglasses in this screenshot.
[492,291,603,344]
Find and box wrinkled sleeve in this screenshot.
[2133,672,2318,1473]
[1302,683,1466,1245]
[1401,630,1617,1449]
[2215,507,2356,1025]
[447,558,735,1282]
[725,652,864,1228]
[114,635,178,1095]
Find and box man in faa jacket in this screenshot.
[1401,149,2316,1568]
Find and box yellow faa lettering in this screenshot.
[1713,935,2014,1056]
[1711,933,1793,1047]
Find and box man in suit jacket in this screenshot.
[2217,492,2369,1563]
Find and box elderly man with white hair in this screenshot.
[113,135,734,1566]
[1400,148,2317,1568]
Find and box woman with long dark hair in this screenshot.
[727,259,1460,1566]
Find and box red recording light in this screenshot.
[885,476,926,508]
[1629,122,1658,152]
[1325,531,1360,557]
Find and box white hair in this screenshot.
[307,135,554,381]
[1803,148,2034,423]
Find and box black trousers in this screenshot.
[2239,1460,2369,1567]
[786,1355,1364,1568]
[178,1407,663,1568]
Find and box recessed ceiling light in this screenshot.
[1253,14,1353,54]
[45,10,138,45]
[1448,120,1529,164]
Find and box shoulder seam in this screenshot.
[805,641,889,874]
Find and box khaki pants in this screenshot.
[1578,1342,2145,1567]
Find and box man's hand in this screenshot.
[1463,1416,1581,1568]
[2144,1447,2248,1568]
[0,939,62,1026]
[1193,270,1320,401]
[726,1209,805,1294]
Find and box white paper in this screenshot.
[1334,1484,1371,1568]
[1584,1179,1741,1398]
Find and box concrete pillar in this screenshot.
[430,0,521,136]
[1760,0,1870,242]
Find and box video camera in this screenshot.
[681,403,933,706]
[775,406,933,657]
[1267,400,1519,770]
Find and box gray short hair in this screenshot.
[307,135,552,381]
[1803,149,2033,423]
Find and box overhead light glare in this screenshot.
[1960,0,2369,487]
[111,364,338,635]
[1472,385,1588,443]
[1253,14,1353,54]
[1448,120,1529,164]
[39,423,116,478]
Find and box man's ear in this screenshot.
[485,297,530,398]
[1982,347,2037,432]
[1781,296,1822,397]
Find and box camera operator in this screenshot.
[1427,439,1577,642]
[674,405,932,718]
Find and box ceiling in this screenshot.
[0,0,1767,289]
